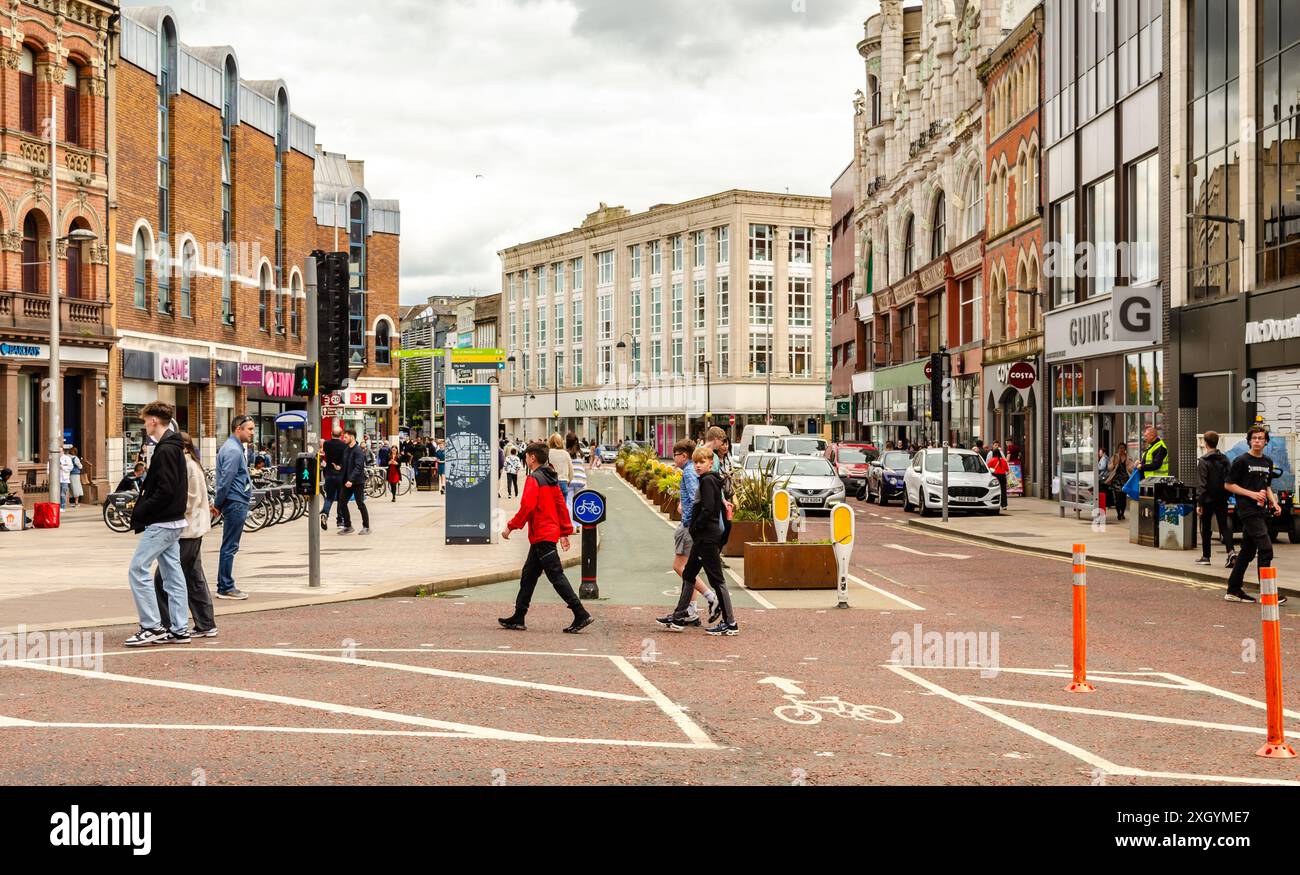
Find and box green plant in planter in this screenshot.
[657,468,682,498]
[731,467,790,521]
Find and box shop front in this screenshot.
[864,359,929,448]
[1045,288,1163,515]
[244,365,304,465]
[0,341,111,500]
[321,387,396,447]
[982,358,1040,496]
[120,348,212,470]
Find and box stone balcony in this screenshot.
[0,289,112,340]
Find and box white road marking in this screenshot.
[758,676,806,695]
[884,543,971,560]
[968,696,1291,736]
[847,574,925,611]
[610,655,718,749]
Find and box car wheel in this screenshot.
[902,488,915,513]
[918,491,932,517]
[877,485,887,506]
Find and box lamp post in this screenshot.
[701,359,711,428]
[553,350,562,429]
[616,334,639,442]
[29,226,99,504]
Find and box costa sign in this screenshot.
[997,361,1036,390]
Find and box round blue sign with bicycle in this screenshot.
[572,489,607,526]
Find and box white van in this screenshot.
[737,425,791,459]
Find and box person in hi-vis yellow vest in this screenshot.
[1139,425,1169,478]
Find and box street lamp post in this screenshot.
[615,334,639,442]
[553,351,562,430]
[506,353,536,440]
[702,360,711,428]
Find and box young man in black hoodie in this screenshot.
[124,402,192,647]
[1195,430,1235,567]
[658,446,738,635]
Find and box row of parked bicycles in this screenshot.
[102,463,418,534]
[103,472,309,534]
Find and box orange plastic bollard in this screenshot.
[1255,566,1296,758]
[1066,543,1096,693]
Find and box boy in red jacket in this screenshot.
[500,443,594,633]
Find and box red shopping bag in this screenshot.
[33,502,60,529]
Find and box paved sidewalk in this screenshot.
[0,486,580,633]
[906,496,1300,594]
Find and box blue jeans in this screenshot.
[60,482,69,509]
[128,525,188,633]
[321,475,344,521]
[217,501,248,594]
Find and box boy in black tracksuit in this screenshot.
[1225,426,1288,605]
[1195,430,1234,566]
[658,446,738,635]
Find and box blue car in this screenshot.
[865,450,910,505]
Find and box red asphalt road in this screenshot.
[2,510,1299,786]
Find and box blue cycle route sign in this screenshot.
[572,489,607,526]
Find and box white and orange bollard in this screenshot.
[1255,566,1296,758]
[1066,543,1096,693]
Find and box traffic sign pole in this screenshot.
[571,489,607,600]
[306,257,321,589]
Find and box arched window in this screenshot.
[19,47,35,133]
[348,193,369,364]
[221,57,236,325]
[997,269,1009,343]
[133,228,148,309]
[259,265,270,330]
[868,74,881,126]
[66,219,88,299]
[964,167,984,238]
[22,214,40,296]
[376,320,391,365]
[180,240,195,318]
[1016,258,1029,338]
[290,273,301,336]
[1027,249,1041,331]
[902,214,915,275]
[931,192,946,259]
[1028,143,1039,219]
[64,62,80,145]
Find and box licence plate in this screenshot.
[952,496,981,503]
[797,498,824,506]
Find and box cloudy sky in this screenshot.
[124,0,879,303]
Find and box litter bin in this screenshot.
[1137,481,1159,548]
[1154,480,1197,550]
[416,457,437,491]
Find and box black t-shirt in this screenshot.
[1228,453,1274,517]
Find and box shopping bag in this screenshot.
[33,502,60,529]
[1121,467,1142,501]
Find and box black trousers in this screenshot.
[995,474,1008,507]
[1199,501,1233,558]
[506,472,519,497]
[1227,514,1271,592]
[674,538,734,623]
[514,541,583,618]
[339,483,370,530]
[322,474,345,524]
[153,537,216,633]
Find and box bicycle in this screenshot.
[365,466,387,499]
[103,492,136,533]
[773,695,903,726]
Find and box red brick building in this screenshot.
[977,5,1044,496]
[829,161,861,441]
[108,6,400,474]
[0,0,116,500]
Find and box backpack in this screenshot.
[1200,453,1230,502]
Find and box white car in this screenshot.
[738,452,781,480]
[770,456,846,513]
[902,449,1002,516]
[772,436,829,457]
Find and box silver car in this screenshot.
[771,456,845,513]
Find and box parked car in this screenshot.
[772,436,829,457]
[865,450,911,505]
[737,424,791,459]
[826,443,879,498]
[737,452,781,480]
[597,445,618,463]
[902,449,1001,516]
[770,456,846,513]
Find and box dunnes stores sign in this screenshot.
[1246,315,1300,345]
[575,396,630,412]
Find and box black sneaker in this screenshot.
[338,527,354,535]
[707,597,723,625]
[1226,552,1238,569]
[216,588,248,600]
[706,621,739,636]
[655,613,690,631]
[166,630,192,644]
[1279,594,1290,606]
[498,616,527,631]
[1224,590,1256,603]
[320,512,328,532]
[123,627,169,647]
[190,628,219,639]
[1194,556,1211,566]
[563,613,595,634]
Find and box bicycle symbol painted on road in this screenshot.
[773,695,903,726]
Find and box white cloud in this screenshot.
[125,0,874,303]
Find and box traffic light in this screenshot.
[314,250,350,391]
[930,350,948,430]
[294,452,319,497]
[293,363,317,398]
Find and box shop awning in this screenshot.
[275,411,308,430]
